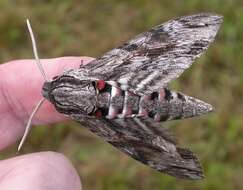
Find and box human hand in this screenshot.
[0,56,94,190]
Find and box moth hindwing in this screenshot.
[42,13,223,179]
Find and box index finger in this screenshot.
[0,56,94,150]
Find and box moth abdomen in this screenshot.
[95,82,213,121]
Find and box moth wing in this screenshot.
[74,115,203,179]
[83,13,222,95]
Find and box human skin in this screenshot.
[0,56,94,190]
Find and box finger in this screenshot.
[0,152,82,190]
[0,56,94,150]
[0,56,94,125]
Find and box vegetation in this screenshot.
[0,0,243,189]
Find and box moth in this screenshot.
[20,13,223,180]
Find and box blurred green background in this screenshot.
[0,0,243,189]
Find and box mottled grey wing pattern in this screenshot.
[82,13,222,95]
[72,114,203,179]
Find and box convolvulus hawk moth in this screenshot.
[21,13,223,180]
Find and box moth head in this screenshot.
[42,74,98,115]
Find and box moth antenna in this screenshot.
[18,98,45,152]
[26,19,48,81]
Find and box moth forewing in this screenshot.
[83,13,223,95]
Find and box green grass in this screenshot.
[0,0,243,189]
